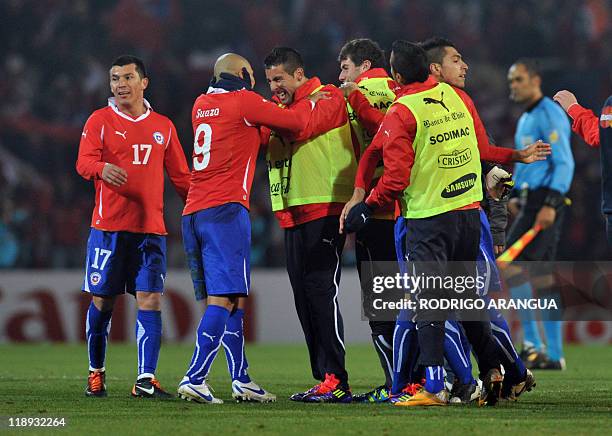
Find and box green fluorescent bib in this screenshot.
[394,82,482,218]
[267,87,357,212]
[347,77,396,156]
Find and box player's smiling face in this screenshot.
[109,64,148,107]
[438,46,468,89]
[265,64,302,105]
[339,57,369,83]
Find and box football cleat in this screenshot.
[449,380,480,404]
[502,369,536,401]
[394,388,449,407]
[352,385,390,403]
[131,377,173,399]
[289,383,324,402]
[479,368,503,406]
[303,387,352,403]
[231,380,276,403]
[520,345,547,369]
[298,373,352,403]
[388,383,423,404]
[177,376,223,404]
[290,373,339,402]
[537,357,566,370]
[86,371,107,397]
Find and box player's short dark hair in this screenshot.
[338,38,385,69]
[419,37,456,65]
[263,47,304,74]
[513,58,541,78]
[111,55,147,79]
[390,40,429,84]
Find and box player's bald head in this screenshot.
[213,53,253,80]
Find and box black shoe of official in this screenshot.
[520,345,547,370]
[478,368,503,407]
[537,357,566,370]
[449,380,480,404]
[131,377,173,399]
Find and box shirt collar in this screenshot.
[291,77,323,105]
[108,97,152,122]
[206,86,232,94]
[526,97,544,113]
[396,75,439,96]
[354,68,390,84]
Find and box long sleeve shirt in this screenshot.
[354,76,515,210]
[76,98,190,235]
[265,77,352,228]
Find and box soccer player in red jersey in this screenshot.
[178,53,322,404]
[337,39,400,403]
[263,47,357,403]
[554,90,612,244]
[76,55,190,398]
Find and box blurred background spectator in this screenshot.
[1,0,610,268]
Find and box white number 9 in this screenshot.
[193,123,212,171]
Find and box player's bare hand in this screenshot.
[102,163,128,187]
[508,197,520,217]
[340,82,359,98]
[340,187,366,234]
[494,245,505,256]
[553,90,578,112]
[535,205,556,230]
[308,90,331,104]
[515,140,551,163]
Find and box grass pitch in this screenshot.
[0,343,610,435]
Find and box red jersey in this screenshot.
[355,77,515,210]
[567,103,600,147]
[183,87,314,215]
[76,98,190,234]
[260,77,351,228]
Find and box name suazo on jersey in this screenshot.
[76,98,190,234]
[183,87,314,215]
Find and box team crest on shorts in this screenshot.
[153,131,165,144]
[90,272,102,286]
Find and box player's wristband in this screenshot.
[542,189,565,209]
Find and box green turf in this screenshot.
[0,343,610,435]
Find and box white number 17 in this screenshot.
[91,248,112,270]
[132,144,152,165]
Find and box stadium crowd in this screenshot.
[1,0,610,268]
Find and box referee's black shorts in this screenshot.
[506,188,566,261]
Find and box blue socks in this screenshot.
[186,305,230,384]
[391,317,418,395]
[510,282,543,350]
[222,308,251,383]
[136,310,162,378]
[542,321,563,362]
[444,321,474,385]
[86,302,113,371]
[424,365,445,393]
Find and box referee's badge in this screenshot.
[548,130,559,144]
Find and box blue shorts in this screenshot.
[477,209,502,295]
[82,229,166,296]
[182,203,251,300]
[394,216,408,274]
